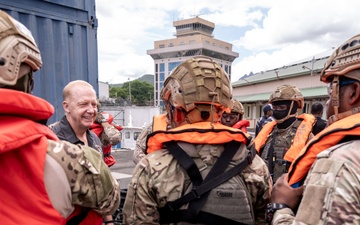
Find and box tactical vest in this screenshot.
[253,114,315,182]
[147,115,255,225]
[288,113,360,187]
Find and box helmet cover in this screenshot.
[0,10,42,86]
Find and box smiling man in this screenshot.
[51,80,102,152]
[50,80,118,224]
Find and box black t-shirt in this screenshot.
[312,116,327,135]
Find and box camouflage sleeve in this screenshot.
[273,141,360,225]
[123,155,161,225]
[101,124,122,146]
[133,124,153,164]
[47,121,60,129]
[47,140,120,215]
[242,154,273,223]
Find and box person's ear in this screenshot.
[62,101,70,113]
[348,82,360,105]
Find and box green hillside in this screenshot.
[110,74,154,87]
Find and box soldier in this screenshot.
[0,10,120,224]
[123,56,272,224]
[220,99,250,133]
[250,84,316,183]
[268,34,360,224]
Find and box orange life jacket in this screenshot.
[252,114,315,162]
[232,120,250,133]
[287,113,360,186]
[146,114,251,154]
[0,89,102,225]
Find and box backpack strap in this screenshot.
[159,141,256,224]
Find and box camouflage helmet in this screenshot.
[269,84,304,109]
[320,34,360,125]
[321,34,360,83]
[0,10,42,86]
[232,99,244,114]
[160,56,232,112]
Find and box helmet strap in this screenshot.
[327,76,340,125]
[274,101,298,124]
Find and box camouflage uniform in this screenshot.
[47,140,120,215]
[260,119,314,182]
[273,140,360,224]
[94,112,122,147]
[124,143,272,225]
[133,123,153,164]
[133,115,171,164]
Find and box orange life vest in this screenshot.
[146,114,251,154]
[232,120,250,133]
[0,89,102,225]
[252,114,315,162]
[287,113,360,186]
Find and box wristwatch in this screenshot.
[265,203,289,224]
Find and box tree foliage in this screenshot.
[110,80,154,106]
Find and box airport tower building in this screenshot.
[147,16,239,107]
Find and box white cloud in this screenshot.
[96,0,360,84]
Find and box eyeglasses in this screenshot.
[272,105,288,111]
[221,113,238,120]
[328,79,359,95]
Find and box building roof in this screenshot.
[232,49,334,87]
[235,86,329,103]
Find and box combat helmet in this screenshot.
[161,56,232,112]
[321,34,360,83]
[232,99,244,115]
[0,10,42,89]
[269,84,304,109]
[269,84,304,123]
[161,56,232,124]
[320,34,360,124]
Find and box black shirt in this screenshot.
[312,116,327,135]
[51,116,103,153]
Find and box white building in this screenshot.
[98,81,110,101]
[147,16,239,107]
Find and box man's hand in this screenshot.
[270,174,303,210]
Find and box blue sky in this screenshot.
[96,0,360,84]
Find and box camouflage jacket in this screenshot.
[123,142,272,225]
[93,112,122,147]
[47,140,121,216]
[133,123,153,164]
[273,140,360,224]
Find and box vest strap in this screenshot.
[159,141,256,224]
[165,141,203,187]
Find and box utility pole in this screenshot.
[149,93,152,106]
[128,78,131,105]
